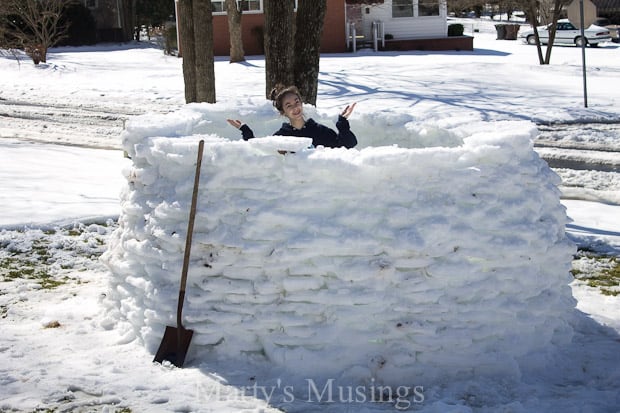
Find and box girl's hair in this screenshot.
[270,84,302,113]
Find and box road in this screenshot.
[534,122,620,173]
[0,97,146,150]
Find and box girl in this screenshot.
[227,85,357,149]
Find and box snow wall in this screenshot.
[103,103,576,387]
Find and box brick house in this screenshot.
[177,0,472,56]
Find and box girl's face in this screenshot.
[281,93,304,122]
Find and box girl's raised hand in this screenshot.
[227,119,244,129]
[340,102,357,119]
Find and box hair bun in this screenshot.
[269,83,285,102]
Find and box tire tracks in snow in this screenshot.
[534,122,620,204]
[0,97,148,150]
[534,122,620,173]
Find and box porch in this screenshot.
[345,1,472,53]
[382,35,473,51]
[346,21,473,52]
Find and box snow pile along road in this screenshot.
[0,138,129,228]
[102,106,577,391]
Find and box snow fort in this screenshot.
[103,103,576,387]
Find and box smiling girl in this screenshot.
[227,85,357,149]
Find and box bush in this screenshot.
[448,23,464,37]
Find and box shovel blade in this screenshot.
[153,325,194,367]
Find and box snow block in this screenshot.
[103,105,576,388]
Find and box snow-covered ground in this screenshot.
[1,18,619,412]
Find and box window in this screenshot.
[392,0,414,18]
[392,0,440,18]
[557,22,575,30]
[212,0,262,14]
[418,0,439,16]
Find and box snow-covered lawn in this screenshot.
[1,18,619,412]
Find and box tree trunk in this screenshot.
[178,0,197,102]
[294,0,326,105]
[193,0,216,103]
[543,0,567,64]
[263,0,294,98]
[40,45,47,63]
[225,0,245,63]
[524,0,545,64]
[119,0,134,42]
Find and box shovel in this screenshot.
[153,139,204,368]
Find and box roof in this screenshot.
[591,0,620,12]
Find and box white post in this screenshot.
[372,21,378,51]
[352,26,357,52]
[175,0,181,57]
[579,0,588,108]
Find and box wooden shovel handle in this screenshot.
[177,140,204,329]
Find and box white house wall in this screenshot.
[360,0,448,40]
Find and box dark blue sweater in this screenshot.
[240,116,357,149]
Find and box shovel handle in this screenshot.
[177,140,204,329]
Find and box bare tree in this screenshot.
[447,0,484,16]
[542,0,567,63]
[263,0,294,98]
[536,0,562,25]
[1,0,73,64]
[294,0,327,105]
[521,0,546,63]
[177,0,216,103]
[519,0,570,64]
[485,0,522,20]
[225,0,245,63]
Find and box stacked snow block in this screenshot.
[103,111,576,387]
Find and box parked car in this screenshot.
[594,17,619,42]
[518,19,612,47]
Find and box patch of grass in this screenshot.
[590,260,620,296]
[40,276,68,290]
[0,221,115,290]
[0,255,67,290]
[572,254,620,296]
[0,256,51,281]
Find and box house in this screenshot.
[207,0,348,55]
[345,0,472,51]
[181,0,472,56]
